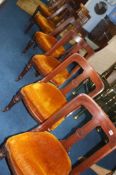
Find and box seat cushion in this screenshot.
[32,55,70,86]
[35,32,65,58]
[21,82,67,128]
[38,1,52,17]
[6,132,71,175]
[35,14,55,34]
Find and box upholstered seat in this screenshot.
[35,13,55,34]
[37,1,52,17]
[32,55,69,85]
[21,82,67,128]
[6,131,71,175]
[35,32,65,58]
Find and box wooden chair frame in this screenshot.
[23,17,88,55]
[1,94,116,175]
[34,94,116,175]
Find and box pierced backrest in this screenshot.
[65,94,116,174]
[46,28,87,56]
[35,94,116,175]
[42,53,104,98]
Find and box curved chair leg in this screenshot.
[3,92,21,112]
[0,147,6,160]
[22,36,35,54]
[24,20,35,34]
[33,42,38,49]
[16,58,33,81]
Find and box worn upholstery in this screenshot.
[33,55,69,85]
[6,131,71,175]
[35,13,55,34]
[21,82,67,128]
[35,32,65,58]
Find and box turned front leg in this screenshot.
[3,92,21,112]
[22,35,35,53]
[25,20,35,34]
[0,146,6,159]
[16,58,33,81]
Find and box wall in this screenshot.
[83,0,116,32]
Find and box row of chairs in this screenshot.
[0,0,116,174]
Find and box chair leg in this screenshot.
[0,148,5,160]
[22,37,35,54]
[3,92,21,112]
[33,42,38,49]
[24,20,35,34]
[16,59,33,81]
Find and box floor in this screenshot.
[0,0,115,174]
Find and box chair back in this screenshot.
[42,53,104,98]
[35,94,116,175]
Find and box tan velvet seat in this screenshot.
[21,82,67,128]
[34,13,55,34]
[33,55,70,86]
[6,131,71,175]
[35,32,65,58]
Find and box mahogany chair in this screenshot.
[25,1,88,34]
[32,0,65,18]
[23,5,90,57]
[0,94,116,175]
[25,2,71,34]
[16,35,94,84]
[3,54,104,130]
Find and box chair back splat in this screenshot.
[45,28,86,57]
[42,53,104,98]
[33,94,116,175]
